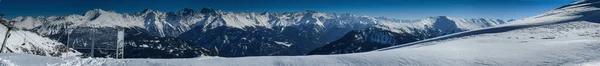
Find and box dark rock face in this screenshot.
[121,28,208,58]
[179,25,360,57]
[307,27,457,55]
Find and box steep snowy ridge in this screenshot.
[11,16,45,29]
[135,8,205,37]
[212,10,273,29]
[80,9,145,28]
[0,23,81,58]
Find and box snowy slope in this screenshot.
[309,16,506,55]
[1,0,599,66]
[0,23,81,58]
[377,0,600,51]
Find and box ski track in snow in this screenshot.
[274,41,292,47]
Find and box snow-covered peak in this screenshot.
[179,8,196,15]
[421,16,456,26]
[140,8,155,14]
[11,16,46,29]
[427,16,451,19]
[305,10,319,13]
[77,9,144,28]
[83,9,118,18]
[200,8,217,14]
[297,11,327,27]
[260,11,270,15]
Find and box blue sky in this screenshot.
[0,0,576,20]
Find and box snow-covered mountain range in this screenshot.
[1,0,598,66]
[8,7,509,57]
[10,8,375,37]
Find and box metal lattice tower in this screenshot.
[0,14,16,53]
[115,28,125,59]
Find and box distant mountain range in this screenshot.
[7,8,507,57]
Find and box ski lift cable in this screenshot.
[0,30,38,53]
[10,31,41,47]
